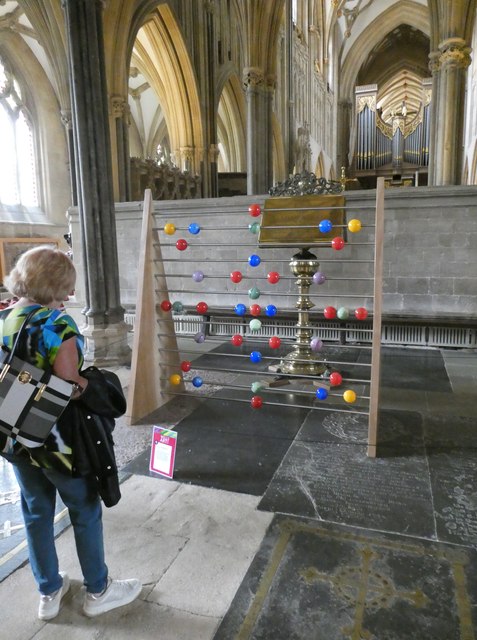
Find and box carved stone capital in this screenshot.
[60,108,72,129]
[437,38,471,71]
[428,50,441,75]
[243,67,264,90]
[111,95,127,118]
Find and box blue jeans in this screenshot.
[13,462,108,595]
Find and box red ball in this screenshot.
[331,237,345,250]
[196,301,208,314]
[355,307,368,320]
[251,395,263,408]
[231,334,243,346]
[160,300,172,311]
[267,271,280,284]
[176,238,188,251]
[269,336,281,349]
[329,371,343,387]
[324,306,337,319]
[180,361,192,372]
[250,304,261,316]
[249,204,261,217]
[230,271,243,283]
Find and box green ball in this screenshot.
[249,319,262,331]
[251,381,263,393]
[248,222,261,234]
[172,301,184,313]
[248,287,261,299]
[337,307,349,320]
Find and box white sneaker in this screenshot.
[38,572,70,620]
[83,578,142,617]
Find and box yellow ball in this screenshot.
[348,219,362,233]
[164,222,176,235]
[169,374,182,386]
[343,389,357,403]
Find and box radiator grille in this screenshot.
[127,312,476,348]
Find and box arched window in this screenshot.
[0,56,38,208]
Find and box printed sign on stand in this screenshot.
[149,427,178,479]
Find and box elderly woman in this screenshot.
[0,246,141,620]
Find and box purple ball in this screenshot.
[310,337,323,351]
[313,271,326,285]
[194,332,205,343]
[192,270,204,282]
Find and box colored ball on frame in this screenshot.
[176,238,188,251]
[196,301,208,314]
[324,306,337,319]
[250,304,261,316]
[231,334,243,346]
[348,219,362,233]
[172,301,184,313]
[343,389,357,403]
[249,319,262,331]
[329,371,343,387]
[188,222,201,235]
[313,271,326,285]
[265,304,277,317]
[169,374,181,386]
[248,254,261,267]
[248,222,261,234]
[315,387,328,400]
[230,270,243,283]
[251,395,263,408]
[310,337,323,351]
[318,219,333,233]
[267,271,280,284]
[269,336,281,349]
[234,303,246,316]
[160,300,172,312]
[194,332,206,343]
[180,361,192,372]
[248,287,261,300]
[331,237,345,250]
[249,204,261,217]
[251,381,264,393]
[192,270,204,282]
[250,351,262,363]
[192,376,203,388]
[337,307,349,320]
[355,307,368,320]
[164,222,176,235]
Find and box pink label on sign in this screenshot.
[149,426,178,479]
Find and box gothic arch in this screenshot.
[217,72,246,173]
[340,1,430,102]
[0,33,69,225]
[127,4,203,172]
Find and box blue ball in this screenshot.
[192,376,203,388]
[265,304,277,317]
[318,219,333,233]
[250,351,262,363]
[188,222,201,235]
[235,303,246,316]
[316,388,328,400]
[248,254,261,267]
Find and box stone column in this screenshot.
[60,108,78,206]
[337,98,352,173]
[244,67,275,194]
[62,0,130,365]
[111,95,131,202]
[428,38,471,185]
